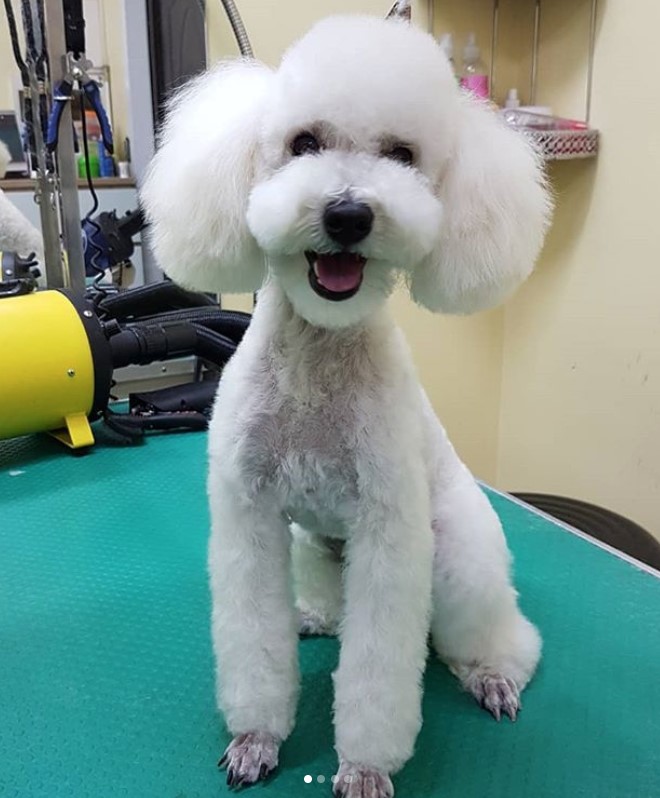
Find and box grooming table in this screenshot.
[1,430,659,798]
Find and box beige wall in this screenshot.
[99,0,129,152]
[0,0,23,112]
[497,0,660,536]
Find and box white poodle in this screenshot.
[0,140,44,259]
[142,13,550,798]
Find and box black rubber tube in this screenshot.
[137,307,250,345]
[191,324,238,364]
[98,281,216,321]
[3,0,29,84]
[110,321,237,370]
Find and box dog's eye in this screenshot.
[291,132,321,157]
[386,145,414,166]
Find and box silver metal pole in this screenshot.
[44,0,86,294]
[26,65,63,287]
[122,0,160,284]
[585,0,598,123]
[530,0,542,105]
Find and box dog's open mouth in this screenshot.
[305,251,366,301]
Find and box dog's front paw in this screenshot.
[218,731,279,788]
[465,672,521,721]
[332,762,394,798]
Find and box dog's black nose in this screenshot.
[323,200,374,247]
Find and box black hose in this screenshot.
[136,307,250,344]
[79,92,107,279]
[97,281,216,320]
[191,323,238,364]
[110,320,237,370]
[35,0,47,76]
[3,0,29,84]
[109,322,198,368]
[21,1,38,69]
[38,92,52,171]
[3,0,37,167]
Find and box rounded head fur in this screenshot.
[142,15,550,329]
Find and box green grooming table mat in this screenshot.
[1,430,659,798]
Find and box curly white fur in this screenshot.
[142,14,549,796]
[0,141,44,259]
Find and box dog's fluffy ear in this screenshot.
[142,61,273,293]
[410,94,551,314]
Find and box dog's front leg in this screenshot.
[209,473,299,787]
[333,468,433,798]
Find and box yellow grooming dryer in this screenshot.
[0,290,112,448]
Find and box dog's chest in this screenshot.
[240,390,359,529]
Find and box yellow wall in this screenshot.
[497,0,660,536]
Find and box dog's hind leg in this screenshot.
[292,524,343,636]
[423,397,541,721]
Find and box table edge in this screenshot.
[482,484,660,580]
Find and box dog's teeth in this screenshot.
[313,261,320,277]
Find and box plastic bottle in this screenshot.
[97,139,116,177]
[460,33,489,100]
[438,33,455,75]
[504,88,521,109]
[77,149,100,179]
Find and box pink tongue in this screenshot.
[314,253,364,292]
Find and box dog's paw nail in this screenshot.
[468,672,521,723]
[220,731,279,787]
[333,762,394,797]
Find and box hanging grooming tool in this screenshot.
[46,0,113,156]
[46,53,113,155]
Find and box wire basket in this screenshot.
[523,128,600,161]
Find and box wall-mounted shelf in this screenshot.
[432,0,601,162]
[518,127,600,161]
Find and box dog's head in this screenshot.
[143,15,550,328]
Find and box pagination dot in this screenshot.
[304,774,313,784]
[317,775,326,783]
